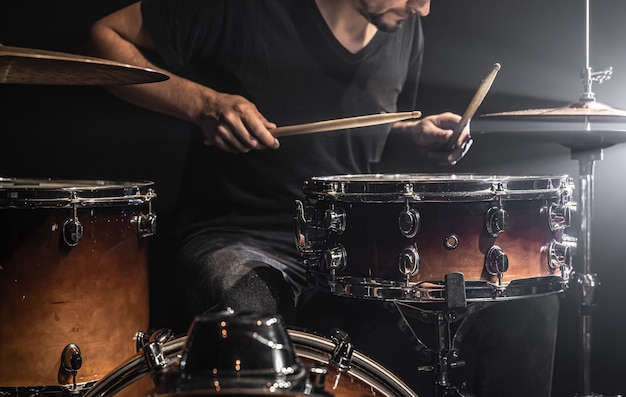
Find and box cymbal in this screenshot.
[474,127,626,149]
[0,45,169,85]
[480,100,626,122]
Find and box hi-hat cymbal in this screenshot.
[0,45,169,85]
[480,100,626,122]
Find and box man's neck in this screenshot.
[315,0,377,53]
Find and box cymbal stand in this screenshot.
[567,1,619,396]
[570,145,601,397]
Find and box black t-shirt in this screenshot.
[141,0,424,248]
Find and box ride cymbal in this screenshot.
[0,45,168,85]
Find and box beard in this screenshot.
[367,12,401,32]
[356,0,410,32]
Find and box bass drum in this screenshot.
[83,329,418,397]
[0,178,156,391]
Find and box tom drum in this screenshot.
[0,178,156,392]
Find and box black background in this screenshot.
[2,1,626,395]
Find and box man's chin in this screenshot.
[376,20,403,33]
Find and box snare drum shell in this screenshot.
[0,180,153,387]
[301,174,572,292]
[328,199,556,283]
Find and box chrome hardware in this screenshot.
[136,328,175,352]
[484,245,509,284]
[330,329,354,372]
[399,245,420,277]
[444,234,459,250]
[324,207,346,234]
[305,366,328,394]
[548,239,573,271]
[398,203,420,238]
[323,244,347,271]
[574,272,599,307]
[63,195,83,246]
[485,207,509,237]
[143,341,168,370]
[549,201,576,231]
[136,190,157,238]
[294,200,309,252]
[61,343,82,389]
[63,218,83,247]
[491,182,506,193]
[136,213,157,238]
[137,328,175,370]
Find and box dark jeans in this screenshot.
[175,234,301,321]
[174,234,560,397]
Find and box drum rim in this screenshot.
[309,275,568,302]
[82,329,419,397]
[304,173,572,202]
[0,178,155,208]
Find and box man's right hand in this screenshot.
[200,92,279,153]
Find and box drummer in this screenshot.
[87,1,555,396]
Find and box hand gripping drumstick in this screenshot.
[203,110,422,145]
[445,62,501,151]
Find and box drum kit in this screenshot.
[2,1,626,394]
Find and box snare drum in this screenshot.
[83,312,418,397]
[0,178,156,390]
[294,174,577,301]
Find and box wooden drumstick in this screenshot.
[445,62,501,151]
[203,110,421,146]
[271,110,422,137]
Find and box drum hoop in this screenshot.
[82,329,418,397]
[305,174,571,202]
[0,178,155,208]
[312,275,567,302]
[287,329,418,397]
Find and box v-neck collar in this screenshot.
[304,0,385,63]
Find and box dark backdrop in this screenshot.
[2,1,625,396]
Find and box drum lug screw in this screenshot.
[141,328,175,370]
[324,208,346,234]
[548,239,574,276]
[61,344,82,389]
[330,328,354,372]
[484,245,509,284]
[62,196,84,247]
[63,219,83,247]
[398,206,420,238]
[399,245,420,278]
[323,244,347,271]
[485,207,509,237]
[549,202,576,231]
[136,212,157,238]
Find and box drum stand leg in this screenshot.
[431,311,470,397]
[570,147,622,397]
[390,274,494,397]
